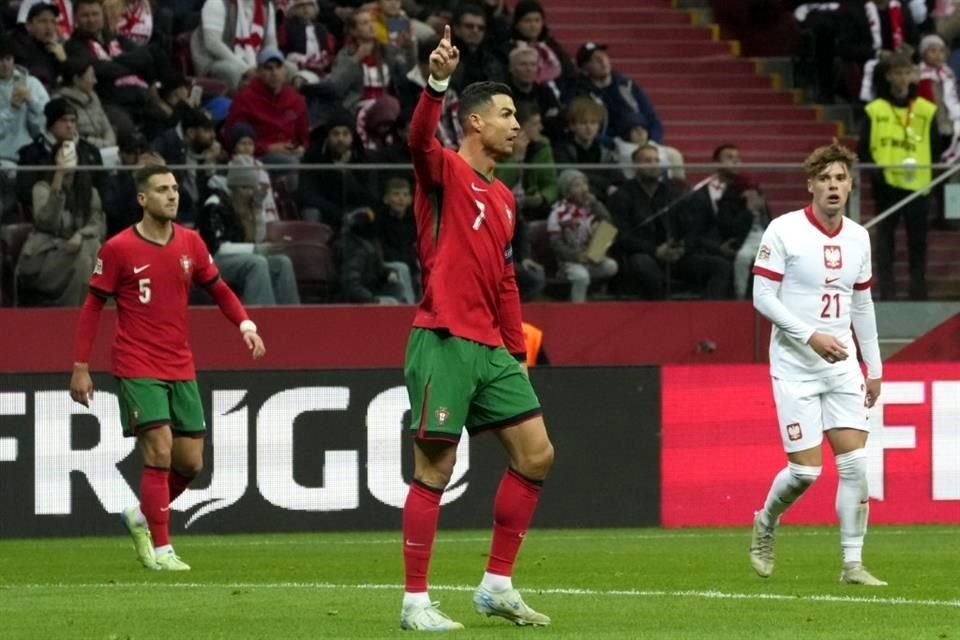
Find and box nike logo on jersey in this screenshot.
[825,277,840,284]
[133,264,151,274]
[470,183,488,193]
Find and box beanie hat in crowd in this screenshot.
[621,110,650,134]
[181,107,215,131]
[920,34,946,56]
[229,121,257,149]
[557,169,588,198]
[44,97,78,129]
[204,96,232,123]
[227,156,260,189]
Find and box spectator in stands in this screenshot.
[507,42,562,142]
[56,56,117,153]
[837,0,921,102]
[150,106,221,225]
[338,206,415,304]
[298,108,371,227]
[449,3,507,92]
[512,209,546,301]
[223,47,309,165]
[553,96,621,202]
[17,97,105,216]
[191,0,280,92]
[197,156,300,304]
[374,176,420,298]
[10,2,66,91]
[140,72,195,141]
[918,33,960,160]
[607,144,684,300]
[732,184,770,299]
[103,0,156,47]
[307,6,405,119]
[282,0,337,87]
[66,0,159,119]
[573,41,663,143]
[369,0,417,70]
[510,0,574,87]
[495,101,558,220]
[16,132,105,306]
[17,0,74,39]
[860,53,940,299]
[613,110,685,180]
[480,0,511,49]
[227,121,279,236]
[101,130,162,237]
[673,143,749,300]
[394,35,461,147]
[547,169,618,303]
[0,34,49,164]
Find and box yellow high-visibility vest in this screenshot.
[865,96,937,191]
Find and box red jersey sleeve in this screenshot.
[191,231,220,287]
[499,194,525,358]
[89,240,122,297]
[409,87,446,189]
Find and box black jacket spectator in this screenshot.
[16,135,105,218]
[11,19,63,90]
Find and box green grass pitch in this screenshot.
[0,526,957,639]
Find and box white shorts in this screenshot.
[771,368,869,453]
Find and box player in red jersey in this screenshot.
[69,165,266,571]
[399,27,554,631]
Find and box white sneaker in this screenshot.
[840,562,887,586]
[473,585,550,626]
[400,601,464,631]
[749,511,776,578]
[153,551,191,571]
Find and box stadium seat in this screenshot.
[0,223,34,307]
[281,243,338,303]
[265,221,335,246]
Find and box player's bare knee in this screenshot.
[787,461,822,489]
[514,441,554,481]
[174,458,203,478]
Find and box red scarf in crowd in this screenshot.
[234,0,266,51]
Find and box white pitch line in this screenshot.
[53,526,952,550]
[2,581,958,609]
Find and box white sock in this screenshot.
[836,449,868,565]
[403,591,431,608]
[481,571,512,593]
[154,544,173,556]
[759,462,821,528]
[133,506,147,526]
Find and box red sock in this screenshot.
[168,470,193,502]
[140,466,171,547]
[402,480,443,593]
[486,468,543,577]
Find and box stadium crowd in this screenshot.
[0,0,955,306]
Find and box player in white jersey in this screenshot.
[749,143,886,586]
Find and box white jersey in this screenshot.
[752,206,872,381]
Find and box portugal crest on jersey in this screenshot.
[180,254,192,277]
[823,245,842,270]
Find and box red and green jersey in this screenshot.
[88,225,220,380]
[408,87,525,357]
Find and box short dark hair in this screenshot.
[632,143,659,161]
[384,177,411,193]
[61,55,95,85]
[515,100,540,126]
[712,143,738,161]
[458,81,514,127]
[135,165,175,193]
[73,0,102,9]
[454,3,486,25]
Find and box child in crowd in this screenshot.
[547,169,618,303]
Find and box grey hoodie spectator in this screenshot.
[0,36,49,162]
[56,55,116,151]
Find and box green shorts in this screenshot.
[116,378,207,438]
[404,328,542,442]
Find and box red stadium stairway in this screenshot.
[543,0,959,299]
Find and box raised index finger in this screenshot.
[442,24,452,44]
